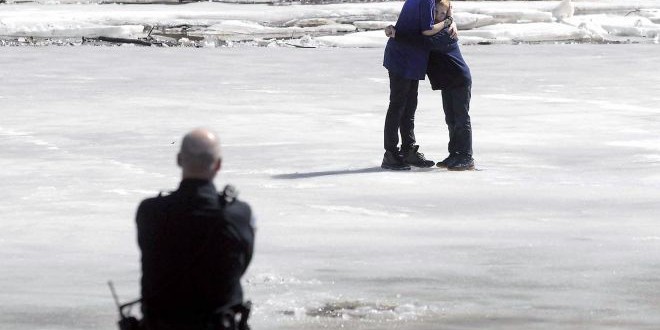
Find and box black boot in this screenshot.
[381,150,411,171]
[436,154,458,168]
[448,154,475,171]
[402,145,435,168]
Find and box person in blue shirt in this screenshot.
[386,0,475,171]
[381,0,456,171]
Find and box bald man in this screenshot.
[136,128,255,330]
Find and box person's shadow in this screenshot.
[272,167,383,179]
[272,166,436,179]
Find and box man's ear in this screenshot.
[177,153,183,167]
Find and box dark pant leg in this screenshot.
[441,89,457,154]
[385,72,417,152]
[447,84,472,156]
[399,79,419,152]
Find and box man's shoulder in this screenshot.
[138,191,176,212]
[224,198,252,223]
[400,0,433,10]
[217,191,255,234]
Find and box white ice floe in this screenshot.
[564,14,660,38]
[0,20,143,38]
[453,12,496,30]
[315,30,386,48]
[352,20,395,31]
[552,0,575,21]
[639,9,660,23]
[461,22,588,43]
[474,9,554,24]
[197,20,356,41]
[1,1,660,46]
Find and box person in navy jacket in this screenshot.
[382,0,457,170]
[387,0,475,171]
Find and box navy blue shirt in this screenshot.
[426,29,458,52]
[395,29,472,90]
[427,30,471,90]
[383,0,435,80]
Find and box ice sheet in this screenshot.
[1,44,659,329]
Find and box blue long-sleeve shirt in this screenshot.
[395,27,458,53]
[383,0,436,80]
[395,29,471,90]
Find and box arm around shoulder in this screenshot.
[422,17,453,36]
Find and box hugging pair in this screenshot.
[382,0,474,171]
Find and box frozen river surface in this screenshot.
[1,44,660,330]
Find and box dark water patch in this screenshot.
[306,300,398,318]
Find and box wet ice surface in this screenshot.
[1,44,660,330]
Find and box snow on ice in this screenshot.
[1,1,660,46]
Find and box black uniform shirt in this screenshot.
[136,179,254,322]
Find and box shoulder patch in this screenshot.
[221,185,238,203]
[224,200,252,223]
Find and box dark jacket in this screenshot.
[383,0,435,80]
[395,29,472,90]
[136,179,254,324]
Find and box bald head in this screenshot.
[177,128,222,180]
